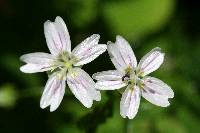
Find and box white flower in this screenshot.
[92,35,174,119]
[20,16,107,111]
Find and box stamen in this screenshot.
[122,74,130,81]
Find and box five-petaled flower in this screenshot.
[92,35,174,119]
[20,16,107,111]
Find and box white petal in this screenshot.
[144,77,174,98]
[20,52,54,64]
[67,68,100,108]
[120,85,141,119]
[72,34,100,56]
[92,70,126,90]
[40,72,66,112]
[138,47,164,76]
[92,70,124,81]
[95,80,126,90]
[44,16,71,56]
[141,76,174,107]
[116,36,137,68]
[54,16,71,53]
[50,79,66,112]
[20,63,52,73]
[74,44,107,66]
[20,52,54,73]
[72,34,106,66]
[78,68,101,101]
[107,35,137,72]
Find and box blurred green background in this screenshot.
[0,0,200,133]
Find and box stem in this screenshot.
[124,119,133,133]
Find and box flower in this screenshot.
[92,35,174,119]
[20,16,107,112]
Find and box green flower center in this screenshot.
[122,66,144,90]
[58,52,77,69]
[49,52,78,76]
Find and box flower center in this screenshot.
[52,52,78,73]
[122,67,144,89]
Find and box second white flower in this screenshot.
[92,35,174,119]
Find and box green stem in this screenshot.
[124,119,133,133]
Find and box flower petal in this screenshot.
[138,47,164,76]
[107,35,137,72]
[92,70,126,90]
[67,68,101,108]
[72,34,107,66]
[141,76,174,107]
[72,34,100,56]
[40,72,66,112]
[74,44,107,66]
[44,16,71,56]
[20,52,54,73]
[20,64,51,73]
[92,70,124,81]
[20,52,54,64]
[95,80,126,90]
[78,68,101,101]
[120,85,141,119]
